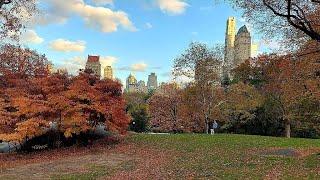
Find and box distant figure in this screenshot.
[211,120,218,135]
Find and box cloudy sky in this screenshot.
[21,0,275,85]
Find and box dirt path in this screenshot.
[0,141,173,180]
[0,152,130,179]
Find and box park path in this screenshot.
[0,139,173,180]
[0,151,130,179]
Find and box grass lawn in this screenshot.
[1,133,320,179]
[127,134,320,179]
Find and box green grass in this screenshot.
[126,134,320,179]
[49,134,320,179]
[51,164,112,180]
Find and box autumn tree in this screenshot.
[181,84,226,133]
[222,82,264,131]
[148,83,183,133]
[49,73,130,138]
[231,58,266,87]
[0,46,53,142]
[173,42,225,133]
[0,44,51,79]
[223,0,320,43]
[0,72,130,144]
[0,0,37,40]
[258,50,319,138]
[0,76,60,143]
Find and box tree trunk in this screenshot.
[285,119,291,138]
[205,115,209,134]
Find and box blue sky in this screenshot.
[21,0,272,85]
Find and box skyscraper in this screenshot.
[85,55,101,77]
[104,66,113,79]
[224,17,236,74]
[126,73,137,92]
[223,17,252,79]
[147,72,158,90]
[234,25,252,67]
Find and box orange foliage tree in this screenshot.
[0,68,129,143]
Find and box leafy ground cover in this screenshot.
[0,134,319,179]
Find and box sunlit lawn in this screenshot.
[127,133,320,179]
[1,133,320,179]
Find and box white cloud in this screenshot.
[36,0,137,33]
[92,0,113,6]
[131,62,148,72]
[49,39,86,52]
[145,22,153,29]
[118,62,148,72]
[57,56,86,74]
[157,0,189,15]
[100,56,117,75]
[21,30,44,44]
[100,56,117,68]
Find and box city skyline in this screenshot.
[22,1,279,86]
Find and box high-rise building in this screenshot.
[126,73,137,92]
[147,72,158,90]
[136,80,148,93]
[224,17,236,75]
[223,17,252,80]
[104,66,113,79]
[234,25,251,67]
[85,55,101,77]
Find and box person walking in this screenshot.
[211,120,218,135]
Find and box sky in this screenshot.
[21,0,277,85]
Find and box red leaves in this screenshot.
[0,72,130,142]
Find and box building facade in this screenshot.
[85,55,101,77]
[136,80,148,93]
[126,73,137,92]
[234,26,251,68]
[125,73,156,93]
[223,17,252,79]
[104,66,113,79]
[147,73,158,90]
[224,17,236,76]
